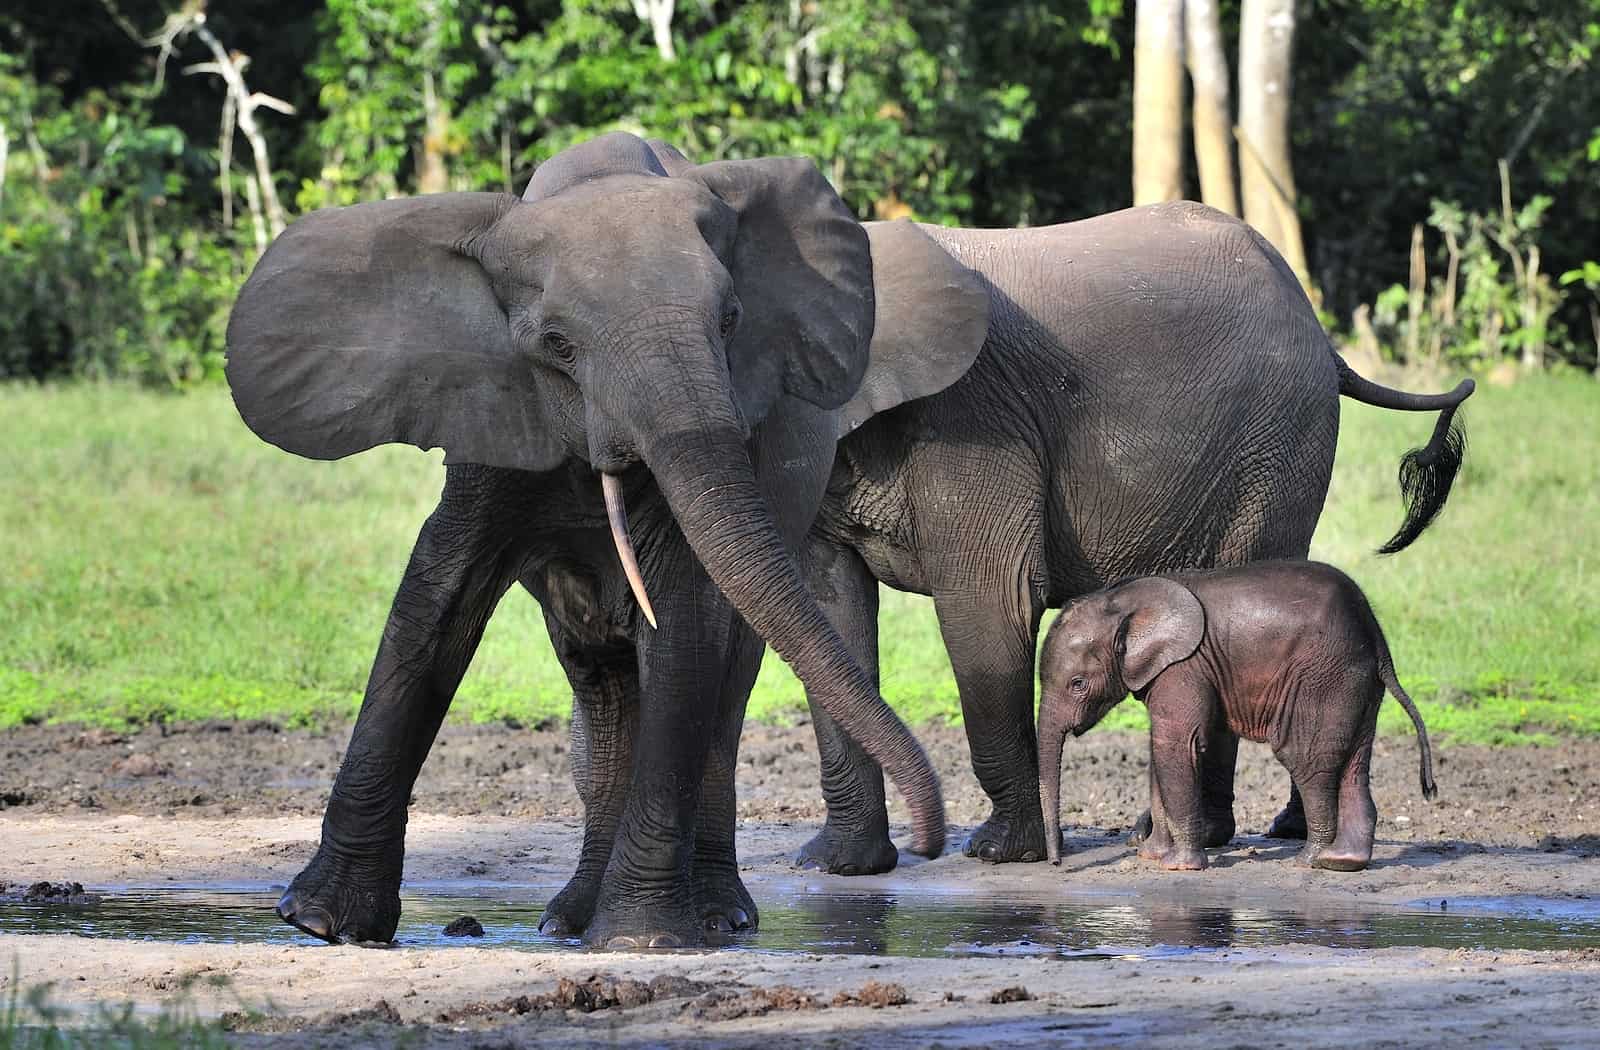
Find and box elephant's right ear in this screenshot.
[835,220,990,439]
[1112,578,1206,692]
[225,192,566,473]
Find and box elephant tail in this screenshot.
[1334,359,1474,555]
[1377,654,1438,802]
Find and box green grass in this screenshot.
[1,373,1595,744]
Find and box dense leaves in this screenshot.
[1,0,1596,383]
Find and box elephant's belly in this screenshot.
[853,532,933,597]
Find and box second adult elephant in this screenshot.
[795,202,1472,872]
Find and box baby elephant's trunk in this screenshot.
[1036,694,1075,864]
[1380,664,1438,801]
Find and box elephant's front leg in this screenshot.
[537,622,638,939]
[795,538,899,875]
[1128,728,1240,848]
[278,466,528,944]
[581,564,738,949]
[935,584,1049,864]
[691,614,764,935]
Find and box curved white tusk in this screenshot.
[601,473,658,629]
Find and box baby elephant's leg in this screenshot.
[1283,764,1342,866]
[1136,746,1176,862]
[1146,726,1209,871]
[1315,723,1380,871]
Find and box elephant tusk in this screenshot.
[601,473,658,630]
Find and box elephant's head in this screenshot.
[224,133,990,858]
[1036,577,1205,862]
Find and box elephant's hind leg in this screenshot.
[278,465,531,946]
[795,537,899,875]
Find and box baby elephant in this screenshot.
[1037,561,1436,872]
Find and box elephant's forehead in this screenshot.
[528,175,731,238]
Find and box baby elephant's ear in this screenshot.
[1114,578,1206,692]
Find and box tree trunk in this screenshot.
[631,0,676,61]
[1185,0,1238,215]
[1132,0,1186,206]
[417,69,450,194]
[1238,0,1309,289]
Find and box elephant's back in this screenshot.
[904,206,1343,595]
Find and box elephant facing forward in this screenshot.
[222,133,998,948]
[792,202,1470,873]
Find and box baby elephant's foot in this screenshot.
[1307,842,1373,872]
[1128,808,1234,848]
[1266,803,1309,840]
[1154,845,1208,871]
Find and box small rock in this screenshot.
[22,881,101,905]
[989,985,1034,1004]
[442,916,485,938]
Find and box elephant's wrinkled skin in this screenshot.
[222,134,986,948]
[1038,561,1439,872]
[789,203,1471,873]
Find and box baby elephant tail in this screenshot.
[1380,662,1438,801]
[1334,358,1474,555]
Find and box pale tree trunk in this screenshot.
[1237,0,1310,292]
[417,68,450,194]
[1132,0,1186,206]
[1185,0,1237,215]
[631,0,676,61]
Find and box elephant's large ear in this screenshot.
[686,158,875,411]
[1112,578,1206,692]
[225,192,566,473]
[835,221,990,439]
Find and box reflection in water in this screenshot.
[2,888,1597,956]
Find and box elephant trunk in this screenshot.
[633,407,945,858]
[1037,692,1073,865]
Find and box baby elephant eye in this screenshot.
[1070,676,1088,694]
[719,303,741,341]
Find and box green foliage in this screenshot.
[1,376,1595,747]
[1,961,231,1050]
[0,51,242,386]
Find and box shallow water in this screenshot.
[3,885,1597,956]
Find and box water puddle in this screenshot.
[4,885,1598,956]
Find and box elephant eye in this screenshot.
[1071,676,1087,694]
[719,302,741,342]
[543,330,576,367]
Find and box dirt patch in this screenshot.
[3,719,1600,1047]
[3,720,1597,851]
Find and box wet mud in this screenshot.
[2,720,1598,1047]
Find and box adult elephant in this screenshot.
[223,133,984,947]
[793,202,1473,873]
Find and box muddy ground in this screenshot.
[1,720,1598,1047]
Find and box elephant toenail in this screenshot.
[647,933,684,949]
[978,842,999,861]
[703,914,733,934]
[726,908,752,930]
[277,896,337,943]
[605,935,645,950]
[1020,850,1040,863]
[539,915,573,938]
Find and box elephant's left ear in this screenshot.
[835,220,990,439]
[686,157,876,411]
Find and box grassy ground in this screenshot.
[1,372,1595,744]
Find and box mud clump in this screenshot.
[17,881,101,905]
[442,915,485,937]
[693,984,825,1021]
[110,753,170,778]
[989,985,1035,1004]
[435,973,711,1023]
[832,981,910,1009]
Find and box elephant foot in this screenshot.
[693,864,759,935]
[1308,838,1372,872]
[963,807,1055,864]
[1155,845,1209,872]
[582,890,705,950]
[796,822,899,876]
[1128,808,1234,848]
[1266,801,1309,840]
[1136,822,1175,863]
[276,846,401,946]
[538,874,600,939]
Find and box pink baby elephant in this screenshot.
[1038,560,1437,872]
